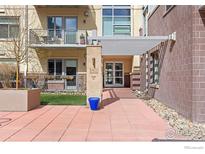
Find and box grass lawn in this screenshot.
[40,93,86,105]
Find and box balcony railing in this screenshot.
[29,29,89,46]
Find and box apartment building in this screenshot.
[0,5,157,101]
[3,5,203,123]
[140,5,205,123]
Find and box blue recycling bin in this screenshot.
[88,97,100,111]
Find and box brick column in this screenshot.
[86,45,102,105]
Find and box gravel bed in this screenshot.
[134,90,205,140]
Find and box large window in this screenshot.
[102,5,131,36]
[0,17,19,39]
[47,16,77,43]
[48,59,63,76]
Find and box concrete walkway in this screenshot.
[0,88,179,141]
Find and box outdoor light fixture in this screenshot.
[83,10,89,23]
[84,10,89,17]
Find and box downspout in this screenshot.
[24,5,28,88]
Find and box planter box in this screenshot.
[47,80,65,91]
[0,88,41,111]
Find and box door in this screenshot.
[47,16,63,40]
[65,17,77,44]
[65,60,77,90]
[104,62,124,87]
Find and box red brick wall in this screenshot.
[147,6,193,120]
[192,6,205,122]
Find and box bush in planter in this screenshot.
[26,73,47,89]
[61,75,74,80]
[45,75,55,80]
[0,64,16,88]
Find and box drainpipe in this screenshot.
[24,5,28,88]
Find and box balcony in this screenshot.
[29,29,89,48]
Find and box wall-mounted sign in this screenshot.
[90,68,98,74]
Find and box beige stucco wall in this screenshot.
[102,56,133,74]
[31,6,97,31]
[28,48,86,74]
[30,5,143,37]
[0,5,24,16]
[132,5,143,36]
[92,5,102,36]
[132,55,140,72]
[86,46,102,104]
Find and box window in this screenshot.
[48,59,55,75]
[48,16,63,38]
[0,17,19,39]
[102,5,131,36]
[47,16,77,43]
[56,60,62,75]
[48,59,63,76]
[150,52,159,84]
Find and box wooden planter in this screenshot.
[0,88,41,111]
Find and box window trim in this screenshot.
[48,59,63,77]
[0,16,19,40]
[104,61,124,87]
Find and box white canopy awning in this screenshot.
[88,36,168,55]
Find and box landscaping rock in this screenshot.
[134,90,205,140]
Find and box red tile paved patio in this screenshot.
[0,88,184,141]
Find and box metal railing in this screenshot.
[29,29,89,45]
[26,74,86,92]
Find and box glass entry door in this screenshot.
[104,62,124,87]
[65,17,77,44]
[65,60,77,90]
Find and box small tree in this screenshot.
[1,6,29,89]
[2,28,27,89]
[2,6,47,89]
